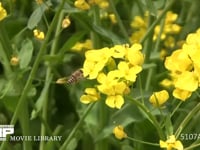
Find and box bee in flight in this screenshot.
[56,69,84,85]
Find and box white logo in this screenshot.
[0,125,14,141]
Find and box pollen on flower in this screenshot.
[0,2,7,21]
[113,125,127,140]
[33,29,45,40]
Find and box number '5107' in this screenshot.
[180,133,200,140]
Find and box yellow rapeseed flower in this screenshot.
[110,44,127,59]
[74,0,90,10]
[88,0,109,9]
[117,61,142,82]
[0,2,7,21]
[126,43,144,66]
[35,0,43,4]
[160,78,173,88]
[164,49,192,74]
[62,16,71,29]
[130,16,146,29]
[160,135,183,150]
[97,72,128,109]
[80,88,100,104]
[174,71,198,92]
[71,39,92,52]
[113,125,127,140]
[172,88,192,101]
[149,90,169,107]
[33,29,45,40]
[82,47,112,79]
[109,13,117,24]
[10,56,19,66]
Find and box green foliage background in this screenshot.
[0,0,200,150]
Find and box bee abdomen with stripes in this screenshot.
[67,69,84,84]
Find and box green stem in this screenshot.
[19,100,32,150]
[39,7,64,150]
[108,0,130,43]
[59,103,96,150]
[91,5,101,49]
[127,136,159,147]
[135,0,145,17]
[0,42,12,78]
[140,0,176,44]
[29,99,61,148]
[95,101,108,150]
[154,15,166,52]
[175,103,200,138]
[126,96,165,139]
[144,67,154,91]
[143,15,155,63]
[170,100,183,118]
[184,143,200,150]
[39,75,53,150]
[0,0,65,149]
[138,74,145,104]
[142,15,155,91]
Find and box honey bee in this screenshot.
[67,69,84,84]
[56,69,84,85]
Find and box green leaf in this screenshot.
[145,0,157,16]
[19,39,34,69]
[27,1,52,29]
[95,103,145,141]
[3,96,19,112]
[63,3,82,13]
[66,138,78,150]
[0,78,9,99]
[153,0,166,9]
[31,77,52,120]
[141,0,157,16]
[59,31,87,54]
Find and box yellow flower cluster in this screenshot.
[74,0,109,10]
[130,11,181,49]
[81,44,144,109]
[153,11,181,41]
[164,29,200,101]
[0,2,7,21]
[130,14,147,43]
[160,135,183,150]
